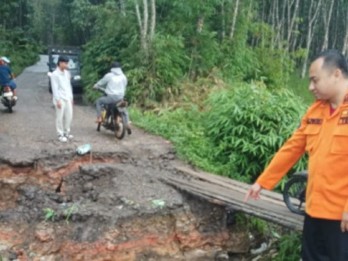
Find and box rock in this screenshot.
[35,225,54,242]
[82,182,94,193]
[215,251,229,261]
[183,249,209,260]
[250,242,268,255]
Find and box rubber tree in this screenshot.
[321,0,335,51]
[134,0,156,58]
[301,0,322,78]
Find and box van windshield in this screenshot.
[52,54,79,70]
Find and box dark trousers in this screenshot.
[302,214,348,261]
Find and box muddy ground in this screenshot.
[0,57,266,261]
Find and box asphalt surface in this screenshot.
[0,55,172,165]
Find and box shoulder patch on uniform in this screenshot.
[307,118,322,124]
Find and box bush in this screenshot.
[130,106,217,171]
[131,82,307,184]
[274,232,301,261]
[254,47,295,89]
[204,82,306,182]
[0,27,40,74]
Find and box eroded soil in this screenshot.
[0,152,250,261]
[0,56,255,260]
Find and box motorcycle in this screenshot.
[283,170,307,216]
[95,87,128,140]
[1,85,16,113]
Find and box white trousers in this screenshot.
[54,99,73,136]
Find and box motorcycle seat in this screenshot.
[116,100,128,107]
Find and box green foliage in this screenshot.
[254,48,295,89]
[64,204,78,224]
[0,27,40,74]
[287,72,313,106]
[274,232,301,261]
[235,213,269,236]
[81,15,138,102]
[204,83,307,182]
[43,208,56,222]
[77,0,302,104]
[131,82,307,184]
[127,34,189,102]
[130,106,217,171]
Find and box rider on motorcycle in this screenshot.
[0,56,17,100]
[93,61,131,134]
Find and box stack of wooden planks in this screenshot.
[164,165,304,231]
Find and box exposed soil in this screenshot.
[0,153,251,261]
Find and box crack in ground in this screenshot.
[0,153,252,260]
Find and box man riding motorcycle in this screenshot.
[93,61,131,134]
[0,56,17,100]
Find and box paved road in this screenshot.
[0,55,172,165]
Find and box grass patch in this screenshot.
[287,73,313,106]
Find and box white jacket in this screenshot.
[96,68,127,96]
[50,68,73,102]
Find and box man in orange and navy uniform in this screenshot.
[245,49,348,261]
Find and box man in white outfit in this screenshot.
[50,56,74,142]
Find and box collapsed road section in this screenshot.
[0,152,253,261]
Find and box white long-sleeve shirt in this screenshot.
[50,68,73,102]
[96,68,127,96]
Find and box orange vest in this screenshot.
[257,94,348,220]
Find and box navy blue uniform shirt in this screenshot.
[0,65,12,85]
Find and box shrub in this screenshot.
[274,232,301,261]
[131,81,308,184]
[0,27,40,74]
[204,82,307,182]
[130,106,217,171]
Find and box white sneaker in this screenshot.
[13,96,18,101]
[65,134,74,139]
[58,136,68,142]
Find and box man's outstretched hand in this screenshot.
[244,183,262,202]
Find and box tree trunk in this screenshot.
[149,0,156,40]
[118,0,126,16]
[221,0,225,40]
[135,0,148,53]
[142,0,149,46]
[229,0,240,40]
[287,0,300,51]
[321,0,335,50]
[301,0,322,78]
[135,0,156,56]
[270,1,276,49]
[342,5,348,55]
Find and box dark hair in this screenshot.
[57,55,69,65]
[314,49,348,77]
[111,61,121,68]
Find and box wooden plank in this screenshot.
[166,166,304,231]
[165,176,303,230]
[174,165,285,202]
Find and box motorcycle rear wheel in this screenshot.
[283,174,307,216]
[113,114,126,139]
